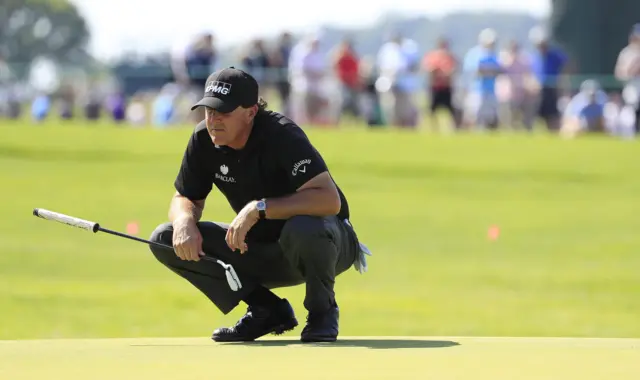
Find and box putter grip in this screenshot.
[33,208,100,232]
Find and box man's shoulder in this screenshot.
[189,120,215,150]
[258,110,305,135]
[256,111,317,154]
[189,120,207,140]
[194,119,207,133]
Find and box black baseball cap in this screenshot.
[190,67,259,113]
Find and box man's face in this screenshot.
[204,106,255,146]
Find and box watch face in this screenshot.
[257,201,266,210]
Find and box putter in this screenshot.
[32,208,243,290]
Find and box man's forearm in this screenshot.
[169,193,204,223]
[264,188,340,220]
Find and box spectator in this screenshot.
[614,23,640,134]
[529,26,570,132]
[377,33,420,128]
[400,37,422,128]
[497,40,538,131]
[289,34,330,125]
[242,39,271,93]
[332,38,361,120]
[106,92,127,123]
[603,93,637,138]
[58,98,73,120]
[58,87,75,120]
[270,31,294,116]
[359,56,385,127]
[171,32,217,122]
[560,79,608,138]
[126,93,148,126]
[462,28,503,130]
[84,91,101,121]
[5,88,21,120]
[422,36,459,130]
[31,94,50,122]
[152,83,180,127]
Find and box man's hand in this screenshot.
[226,201,260,254]
[172,215,205,261]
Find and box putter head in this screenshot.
[216,259,242,291]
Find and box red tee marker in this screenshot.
[487,225,500,241]
[126,221,140,236]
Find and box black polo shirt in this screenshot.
[174,110,350,243]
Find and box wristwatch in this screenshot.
[256,199,267,219]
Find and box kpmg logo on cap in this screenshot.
[205,81,232,95]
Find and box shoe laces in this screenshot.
[230,307,255,331]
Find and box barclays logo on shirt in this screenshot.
[215,164,236,183]
[215,173,236,183]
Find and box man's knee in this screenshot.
[148,222,175,263]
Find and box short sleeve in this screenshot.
[275,125,329,190]
[174,124,212,201]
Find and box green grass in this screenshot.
[1,120,639,340]
[1,337,639,380]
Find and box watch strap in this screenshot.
[258,198,266,219]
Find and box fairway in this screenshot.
[1,336,639,380]
[2,121,640,342]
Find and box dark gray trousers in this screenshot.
[148,215,359,315]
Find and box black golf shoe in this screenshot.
[212,298,298,342]
[300,303,339,342]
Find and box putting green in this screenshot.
[1,336,638,380]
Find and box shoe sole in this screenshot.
[212,318,299,343]
[300,335,337,343]
[272,318,299,335]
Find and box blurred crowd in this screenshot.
[3,23,640,139]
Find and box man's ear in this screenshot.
[247,105,258,120]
